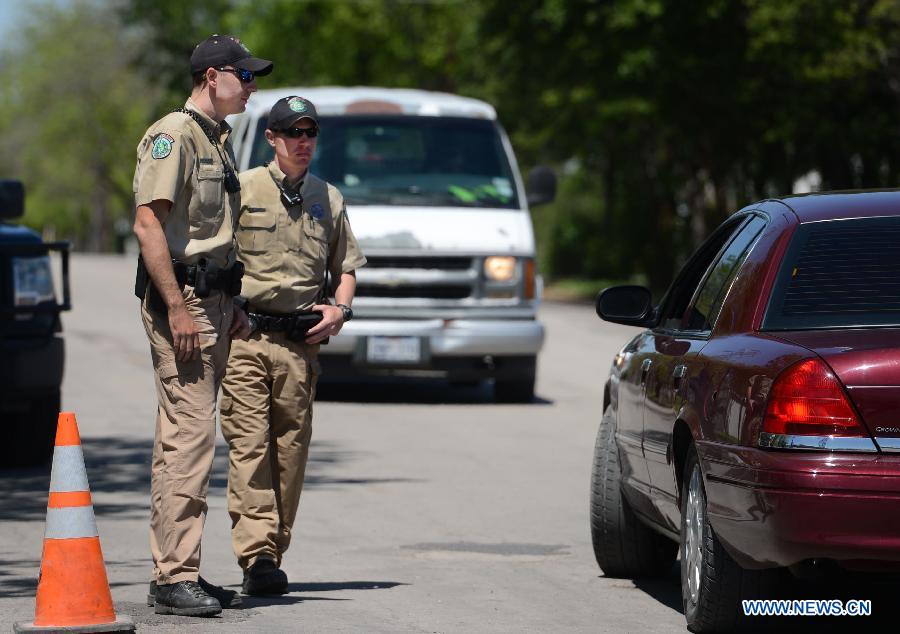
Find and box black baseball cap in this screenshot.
[190,34,273,76]
[267,96,319,130]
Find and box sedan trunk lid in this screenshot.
[771,329,900,448]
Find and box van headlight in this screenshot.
[484,256,517,282]
[13,256,56,307]
[484,256,528,300]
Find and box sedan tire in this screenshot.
[590,406,677,578]
[681,444,776,632]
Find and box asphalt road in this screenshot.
[2,252,833,633]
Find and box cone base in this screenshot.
[13,615,135,633]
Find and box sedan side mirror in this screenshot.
[0,180,25,219]
[596,285,656,327]
[526,166,556,208]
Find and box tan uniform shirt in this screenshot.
[133,98,239,269]
[236,162,366,313]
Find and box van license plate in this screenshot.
[366,336,422,363]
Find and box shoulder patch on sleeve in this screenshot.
[151,133,175,159]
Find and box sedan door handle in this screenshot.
[673,364,687,387]
[640,358,652,386]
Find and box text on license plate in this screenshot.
[366,336,422,363]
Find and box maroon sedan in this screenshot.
[590,191,900,632]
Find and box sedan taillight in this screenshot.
[762,358,866,437]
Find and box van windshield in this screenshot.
[248,115,520,209]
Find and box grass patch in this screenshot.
[543,276,647,303]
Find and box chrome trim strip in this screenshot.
[875,437,900,453]
[758,433,878,452]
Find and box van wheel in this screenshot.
[590,406,676,577]
[681,445,776,632]
[494,356,536,403]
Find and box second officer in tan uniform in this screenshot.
[133,35,271,616]
[221,96,366,595]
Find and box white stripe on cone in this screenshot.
[44,506,99,539]
[49,446,90,493]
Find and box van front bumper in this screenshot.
[319,317,543,379]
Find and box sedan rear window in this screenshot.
[764,217,900,329]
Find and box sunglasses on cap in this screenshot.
[275,126,319,139]
[215,66,256,83]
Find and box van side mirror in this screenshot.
[596,285,656,327]
[526,166,556,208]
[0,180,25,219]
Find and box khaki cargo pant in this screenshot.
[220,331,319,570]
[141,287,233,584]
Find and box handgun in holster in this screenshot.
[135,255,186,315]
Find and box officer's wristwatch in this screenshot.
[336,303,353,322]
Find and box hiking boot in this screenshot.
[148,577,242,608]
[154,580,222,617]
[242,558,288,596]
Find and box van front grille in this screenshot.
[355,284,472,300]
[365,256,473,270]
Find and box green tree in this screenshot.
[0,1,160,250]
[478,0,900,290]
[119,0,234,95]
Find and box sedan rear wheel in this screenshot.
[681,445,776,632]
[590,406,677,578]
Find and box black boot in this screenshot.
[148,577,242,608]
[242,558,288,596]
[154,580,222,616]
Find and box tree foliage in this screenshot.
[478,0,900,288]
[4,0,900,286]
[0,1,160,250]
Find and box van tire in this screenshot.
[494,356,536,403]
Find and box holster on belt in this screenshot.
[135,256,244,316]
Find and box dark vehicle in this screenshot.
[591,190,900,632]
[0,180,71,466]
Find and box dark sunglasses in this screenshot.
[276,126,319,139]
[215,66,255,83]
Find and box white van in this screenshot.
[228,87,555,402]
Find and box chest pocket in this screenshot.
[236,210,280,275]
[190,164,225,239]
[237,210,278,253]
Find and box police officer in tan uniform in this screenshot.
[220,96,366,595]
[132,35,271,616]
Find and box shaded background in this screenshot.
[3,0,900,294]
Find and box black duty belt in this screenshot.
[248,308,323,342]
[172,259,244,297]
[134,255,244,316]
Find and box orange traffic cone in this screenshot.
[15,413,135,633]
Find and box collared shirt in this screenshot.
[133,98,239,268]
[236,161,367,313]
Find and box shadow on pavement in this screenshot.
[240,594,349,608]
[240,580,409,608]
[289,580,408,592]
[628,563,900,632]
[631,565,682,613]
[0,435,416,522]
[0,558,39,598]
[317,378,553,405]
